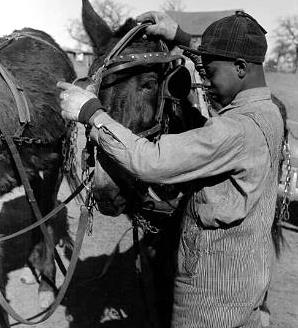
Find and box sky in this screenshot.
[0,0,297,54]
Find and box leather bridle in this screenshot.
[77,23,190,215]
[88,23,191,139]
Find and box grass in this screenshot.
[266,72,298,121]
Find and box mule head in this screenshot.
[82,0,190,216]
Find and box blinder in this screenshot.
[164,65,191,100]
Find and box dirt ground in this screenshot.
[2,184,298,328]
[1,124,298,328]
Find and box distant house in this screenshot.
[64,48,94,77]
[167,10,240,48]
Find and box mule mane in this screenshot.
[16,28,60,48]
[0,27,71,69]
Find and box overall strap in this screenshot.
[241,111,281,167]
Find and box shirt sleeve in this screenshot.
[90,110,246,184]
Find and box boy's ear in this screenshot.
[234,58,248,78]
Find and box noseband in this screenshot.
[86,23,191,139]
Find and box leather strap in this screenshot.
[1,205,88,325]
[0,101,92,325]
[104,23,152,62]
[101,53,184,77]
[0,171,94,242]
[0,118,67,275]
[0,63,30,124]
[92,23,184,83]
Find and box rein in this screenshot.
[0,116,91,325]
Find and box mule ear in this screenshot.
[82,0,113,51]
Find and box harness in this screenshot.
[0,31,90,324]
[79,23,191,139]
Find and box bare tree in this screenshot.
[67,0,130,49]
[273,16,298,73]
[67,19,91,48]
[93,0,130,31]
[160,0,186,12]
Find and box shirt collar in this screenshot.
[217,87,272,115]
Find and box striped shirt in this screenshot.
[90,87,283,327]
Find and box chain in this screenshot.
[280,138,292,222]
[133,213,160,234]
[62,122,97,236]
[0,134,52,146]
[0,121,79,161]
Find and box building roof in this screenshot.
[63,47,93,55]
[167,10,240,36]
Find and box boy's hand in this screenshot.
[57,81,97,121]
[136,11,178,41]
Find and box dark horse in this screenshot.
[0,27,76,322]
[82,1,286,327]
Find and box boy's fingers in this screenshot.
[59,92,69,100]
[57,81,74,90]
[145,25,157,35]
[86,84,97,93]
[136,11,161,24]
[136,12,154,23]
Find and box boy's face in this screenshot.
[201,55,241,108]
